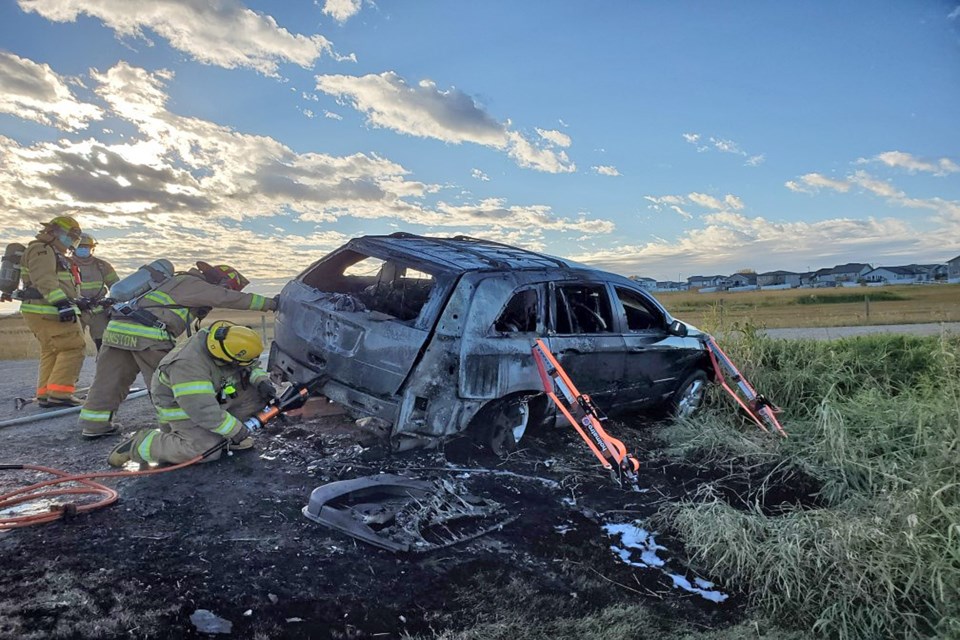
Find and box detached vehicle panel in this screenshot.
[269,234,709,451]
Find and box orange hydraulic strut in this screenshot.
[532,339,641,488]
[700,334,787,437]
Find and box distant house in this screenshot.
[818,263,872,284]
[687,275,726,289]
[863,265,932,285]
[757,270,801,288]
[628,276,658,291]
[654,280,688,292]
[726,273,758,288]
[948,255,960,283]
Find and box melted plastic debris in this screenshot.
[604,522,729,603]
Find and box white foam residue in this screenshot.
[669,573,729,602]
[604,521,729,604]
[603,523,666,568]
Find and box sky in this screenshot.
[1,0,959,314]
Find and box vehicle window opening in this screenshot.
[301,251,436,322]
[615,287,663,331]
[495,288,539,333]
[554,284,613,334]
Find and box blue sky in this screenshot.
[1,0,959,312]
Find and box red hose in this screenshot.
[0,454,209,530]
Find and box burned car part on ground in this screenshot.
[302,474,516,553]
[269,233,711,453]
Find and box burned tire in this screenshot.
[469,395,532,457]
[668,370,709,419]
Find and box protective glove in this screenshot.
[54,299,77,323]
[230,422,251,444]
[75,297,94,312]
[269,294,280,312]
[257,380,277,402]
[99,297,115,309]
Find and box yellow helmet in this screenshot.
[77,233,97,248]
[206,320,263,366]
[45,215,83,248]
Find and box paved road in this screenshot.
[762,322,960,340]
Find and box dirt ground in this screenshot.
[0,358,778,640]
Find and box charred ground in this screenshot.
[0,380,812,640]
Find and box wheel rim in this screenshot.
[676,379,706,418]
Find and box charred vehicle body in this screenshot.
[269,234,710,453]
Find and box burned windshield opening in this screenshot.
[301,250,437,322]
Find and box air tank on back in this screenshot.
[110,259,175,303]
[0,243,26,297]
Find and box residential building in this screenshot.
[948,255,960,283]
[757,270,801,288]
[628,276,658,291]
[863,265,932,284]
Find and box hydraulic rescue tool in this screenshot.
[0,376,325,530]
[532,339,641,490]
[700,334,787,437]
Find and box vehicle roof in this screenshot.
[348,233,593,273]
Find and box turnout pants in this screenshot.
[128,387,263,465]
[78,345,167,433]
[22,314,86,402]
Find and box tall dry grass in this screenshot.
[657,330,960,639]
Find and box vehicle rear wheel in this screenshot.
[669,370,709,419]
[470,395,531,457]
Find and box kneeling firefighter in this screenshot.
[79,261,277,438]
[18,216,86,407]
[108,321,276,467]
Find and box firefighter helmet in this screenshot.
[45,216,83,249]
[197,261,249,291]
[206,320,263,366]
[77,233,97,247]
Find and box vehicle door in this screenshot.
[545,281,626,408]
[612,285,689,408]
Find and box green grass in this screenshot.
[656,331,960,639]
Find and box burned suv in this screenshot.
[269,233,710,453]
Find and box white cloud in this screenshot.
[471,168,490,181]
[17,0,344,75]
[0,60,609,288]
[860,150,960,176]
[949,5,960,19]
[683,131,763,165]
[315,71,575,173]
[322,0,362,23]
[645,192,744,218]
[536,128,571,148]
[0,52,103,130]
[323,110,343,120]
[785,173,851,193]
[570,213,953,280]
[593,165,620,177]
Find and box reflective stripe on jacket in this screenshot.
[75,257,120,306]
[101,268,276,352]
[151,330,265,438]
[20,240,80,318]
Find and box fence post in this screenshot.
[865,295,870,321]
[260,314,268,342]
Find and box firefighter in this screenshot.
[107,320,276,467]
[78,262,277,438]
[19,216,86,407]
[71,233,119,352]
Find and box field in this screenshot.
[656,283,960,329]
